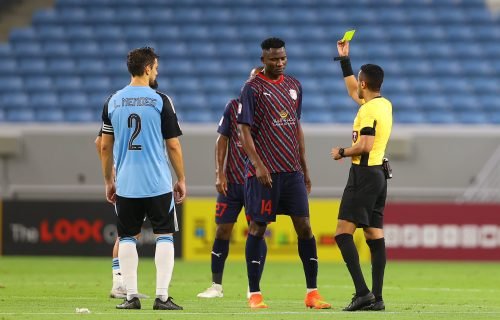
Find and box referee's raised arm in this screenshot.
[336,40,363,106]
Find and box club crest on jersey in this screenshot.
[352,131,358,143]
[237,102,242,114]
[279,110,289,119]
[289,89,297,100]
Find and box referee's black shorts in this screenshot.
[115,192,178,237]
[338,164,387,228]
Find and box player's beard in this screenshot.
[149,79,158,89]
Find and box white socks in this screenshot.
[155,234,175,302]
[118,237,138,300]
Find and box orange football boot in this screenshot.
[248,293,268,309]
[305,290,331,309]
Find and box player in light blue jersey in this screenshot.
[100,47,186,311]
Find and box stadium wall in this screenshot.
[0,124,499,201]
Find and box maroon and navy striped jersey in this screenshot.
[237,72,303,176]
[217,99,246,184]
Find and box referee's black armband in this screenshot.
[340,58,354,78]
[360,127,375,136]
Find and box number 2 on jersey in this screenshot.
[128,113,142,150]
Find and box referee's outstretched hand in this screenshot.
[174,180,186,204]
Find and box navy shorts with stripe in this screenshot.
[245,171,309,223]
[115,192,178,237]
[215,182,245,224]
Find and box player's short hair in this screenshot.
[261,37,285,50]
[127,47,159,77]
[360,64,384,91]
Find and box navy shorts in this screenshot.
[215,183,245,224]
[338,165,387,228]
[245,171,309,223]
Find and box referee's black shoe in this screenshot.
[153,297,183,310]
[342,292,375,311]
[116,297,141,309]
[361,299,385,311]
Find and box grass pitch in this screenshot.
[0,256,499,319]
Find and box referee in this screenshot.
[331,39,392,312]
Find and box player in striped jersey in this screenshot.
[197,67,267,299]
[237,38,330,309]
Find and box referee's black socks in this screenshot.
[335,233,370,296]
[366,238,386,301]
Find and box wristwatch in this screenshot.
[339,148,345,158]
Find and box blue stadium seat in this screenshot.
[9,28,37,43]
[301,111,335,123]
[37,26,66,40]
[393,43,424,59]
[98,41,128,58]
[65,109,98,122]
[394,110,426,124]
[448,95,479,111]
[456,111,488,124]
[25,76,52,92]
[0,77,23,92]
[36,109,64,122]
[18,59,47,75]
[385,27,415,41]
[0,44,12,59]
[461,61,495,76]
[76,59,106,75]
[85,8,115,24]
[32,9,58,26]
[66,26,94,41]
[146,8,174,23]
[176,93,207,110]
[57,8,87,24]
[42,41,71,58]
[332,110,356,124]
[418,95,449,111]
[411,78,442,93]
[93,25,123,41]
[5,108,35,122]
[1,93,29,108]
[390,94,419,111]
[469,79,499,95]
[123,26,151,41]
[116,8,145,24]
[181,110,214,122]
[31,93,58,109]
[426,111,456,124]
[13,42,42,57]
[477,94,499,112]
[171,8,203,23]
[54,76,82,92]
[0,109,5,121]
[70,41,100,58]
[440,78,472,93]
[47,58,75,75]
[169,77,200,92]
[60,92,88,109]
[157,42,188,58]
[200,77,230,91]
[82,77,111,92]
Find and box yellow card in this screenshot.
[342,29,356,41]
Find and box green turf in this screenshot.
[0,256,499,319]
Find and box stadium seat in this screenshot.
[24,76,53,92]
[18,59,46,75]
[5,108,35,122]
[426,111,456,124]
[54,76,82,92]
[0,77,23,92]
[9,28,37,43]
[37,26,66,40]
[59,92,88,109]
[36,108,65,122]
[31,93,59,109]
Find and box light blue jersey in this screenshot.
[102,85,182,198]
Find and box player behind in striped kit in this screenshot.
[197,67,267,298]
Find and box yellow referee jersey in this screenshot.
[351,97,392,166]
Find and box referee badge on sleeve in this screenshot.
[289,89,297,100]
